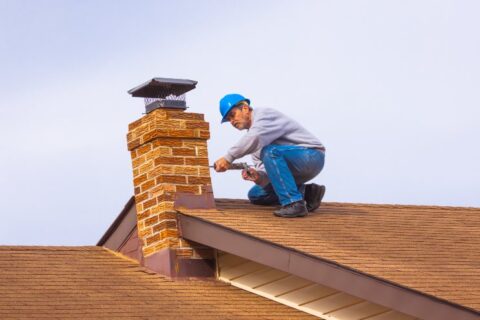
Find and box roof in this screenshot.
[0,246,315,319]
[178,199,480,318]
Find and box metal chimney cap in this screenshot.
[127,77,198,98]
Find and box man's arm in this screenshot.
[224,109,290,163]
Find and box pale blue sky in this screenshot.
[1,0,479,245]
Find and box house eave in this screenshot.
[178,212,479,320]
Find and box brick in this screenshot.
[152,239,170,251]
[168,129,196,138]
[147,231,179,249]
[134,186,141,195]
[172,147,196,157]
[185,157,209,166]
[159,228,179,239]
[133,168,140,177]
[145,233,161,246]
[129,123,150,140]
[150,108,168,119]
[140,179,156,192]
[169,238,180,248]
[142,198,157,210]
[198,167,211,177]
[130,150,137,159]
[157,119,186,129]
[185,121,209,130]
[138,161,154,175]
[182,140,207,148]
[142,129,169,143]
[176,185,201,194]
[135,144,153,157]
[196,147,209,157]
[176,248,194,257]
[156,193,175,202]
[154,156,184,166]
[151,201,174,214]
[174,166,198,175]
[145,147,172,161]
[135,191,149,203]
[198,130,210,139]
[137,209,151,221]
[187,176,212,185]
[153,210,177,220]
[132,155,147,168]
[152,138,183,148]
[152,219,177,233]
[127,139,141,151]
[149,165,175,177]
[156,175,187,184]
[163,110,183,119]
[167,112,204,121]
[143,215,159,227]
[150,183,176,196]
[138,227,153,239]
[126,132,134,143]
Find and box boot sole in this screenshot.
[274,211,308,218]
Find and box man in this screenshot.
[214,93,326,218]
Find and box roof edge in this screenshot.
[97,196,135,246]
[178,213,479,320]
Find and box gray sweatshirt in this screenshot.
[223,107,325,186]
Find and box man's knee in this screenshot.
[248,185,278,205]
[248,185,263,203]
[260,144,279,161]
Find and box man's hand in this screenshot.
[214,157,231,172]
[242,167,260,183]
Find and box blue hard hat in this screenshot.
[219,93,251,123]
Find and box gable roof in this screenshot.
[0,246,315,319]
[177,199,480,319]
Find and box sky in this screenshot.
[0,0,479,245]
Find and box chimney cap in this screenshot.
[128,77,198,98]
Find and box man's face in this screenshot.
[227,105,252,130]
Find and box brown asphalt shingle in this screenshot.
[181,199,480,312]
[0,246,316,319]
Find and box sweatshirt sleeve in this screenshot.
[224,109,289,163]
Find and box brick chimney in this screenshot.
[126,78,215,278]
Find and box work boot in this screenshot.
[305,184,326,212]
[274,200,308,218]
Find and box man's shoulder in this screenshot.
[253,107,283,117]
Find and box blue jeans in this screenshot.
[248,145,325,206]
